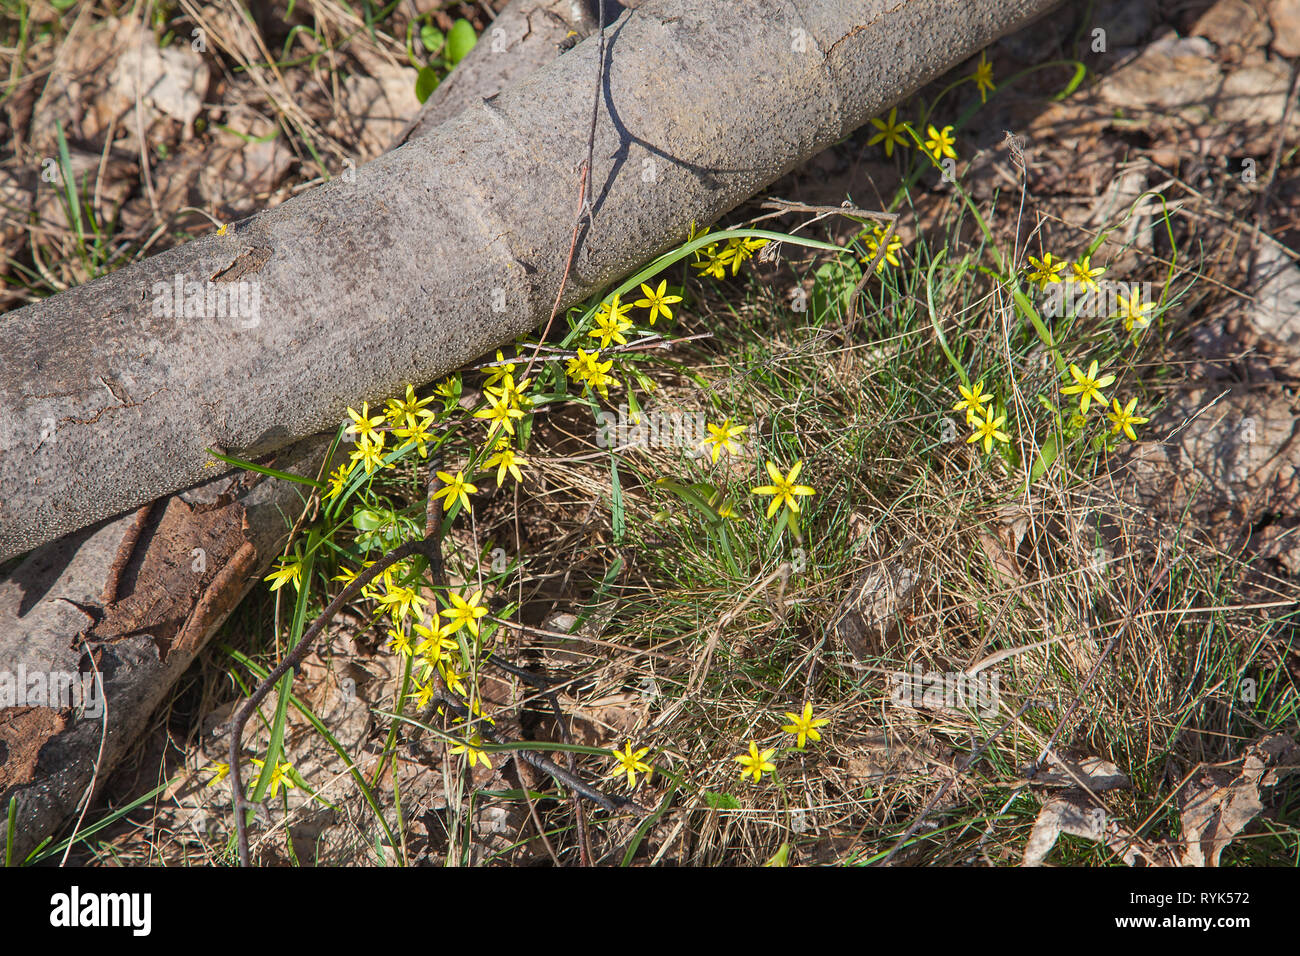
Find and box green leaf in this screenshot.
[611,456,625,543]
[207,448,326,489]
[764,842,791,867]
[351,506,412,552]
[420,24,445,55]
[766,506,791,550]
[54,122,84,241]
[810,258,862,324]
[1010,284,1063,374]
[704,791,741,810]
[214,123,279,145]
[5,795,16,867]
[446,19,477,65]
[925,250,969,388]
[655,477,720,524]
[415,66,440,104]
[249,539,317,820]
[1053,62,1088,101]
[351,508,385,533]
[1028,433,1058,485]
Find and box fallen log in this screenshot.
[0,0,1061,562]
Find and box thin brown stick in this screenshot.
[522,160,590,385]
[521,0,608,383]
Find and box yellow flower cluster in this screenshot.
[735,703,832,784]
[603,703,831,794]
[952,379,1011,455]
[1060,359,1149,440]
[566,347,620,400]
[1026,251,1157,334]
[860,225,903,273]
[867,53,992,163]
[690,227,770,279]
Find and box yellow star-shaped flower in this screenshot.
[700,418,746,463]
[450,734,492,769]
[924,124,957,163]
[345,401,386,443]
[952,380,989,426]
[1060,360,1116,415]
[484,441,527,487]
[868,107,909,157]
[439,589,489,639]
[1026,253,1065,289]
[610,740,653,788]
[1107,397,1150,441]
[782,702,830,749]
[735,741,777,783]
[432,470,477,513]
[750,460,816,520]
[1067,255,1105,290]
[967,407,1011,455]
[1115,287,1156,333]
[632,279,683,325]
[972,51,995,103]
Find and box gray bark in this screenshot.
[391,0,599,147]
[0,437,330,864]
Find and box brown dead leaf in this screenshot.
[110,25,210,129]
[1117,388,1300,536]
[1031,753,1133,792]
[1098,35,1222,112]
[1024,792,1109,866]
[201,115,296,211]
[1249,236,1300,354]
[1178,732,1299,866]
[1192,0,1273,59]
[840,730,953,789]
[554,691,647,748]
[330,46,420,161]
[831,540,921,662]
